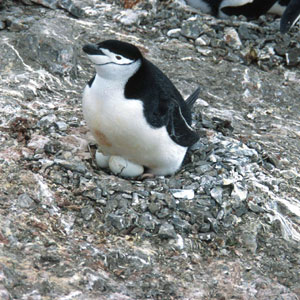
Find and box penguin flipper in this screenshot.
[167,99,199,148]
[280,0,300,33]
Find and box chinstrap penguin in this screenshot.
[82,40,200,177]
[185,0,300,33]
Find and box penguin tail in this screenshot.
[280,0,300,33]
[185,87,201,108]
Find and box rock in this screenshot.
[107,213,128,231]
[37,114,58,130]
[115,9,147,25]
[167,28,181,37]
[158,223,177,239]
[5,16,29,31]
[58,0,84,18]
[170,189,195,200]
[17,193,35,208]
[210,186,223,204]
[181,16,201,39]
[195,35,210,46]
[286,48,300,66]
[17,18,77,77]
[55,121,68,131]
[81,205,95,221]
[172,214,192,233]
[139,212,160,231]
[27,135,50,150]
[0,20,5,29]
[231,183,248,202]
[224,27,242,49]
[54,158,87,173]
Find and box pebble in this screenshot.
[0,20,6,30]
[116,9,147,25]
[172,214,192,233]
[286,48,300,66]
[167,28,181,37]
[54,158,87,173]
[231,183,248,202]
[158,223,177,239]
[27,135,50,150]
[195,35,210,46]
[55,121,68,131]
[81,205,95,221]
[224,27,242,49]
[37,114,58,129]
[107,213,128,231]
[181,17,201,39]
[17,193,35,208]
[210,186,223,204]
[170,189,195,200]
[139,212,160,230]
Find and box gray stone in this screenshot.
[37,114,57,129]
[58,0,84,17]
[170,189,195,200]
[158,223,177,239]
[224,27,242,49]
[107,213,127,231]
[172,215,192,233]
[17,193,34,208]
[139,212,160,230]
[210,186,223,204]
[286,48,300,66]
[55,121,68,131]
[81,205,95,221]
[17,18,77,77]
[181,18,201,39]
[54,159,87,173]
[167,28,181,38]
[0,20,5,29]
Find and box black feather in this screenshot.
[125,57,199,147]
[280,0,300,33]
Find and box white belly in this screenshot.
[82,76,187,175]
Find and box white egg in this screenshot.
[95,151,110,168]
[108,156,144,178]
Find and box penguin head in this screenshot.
[83,40,142,80]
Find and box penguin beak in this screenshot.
[83,44,105,56]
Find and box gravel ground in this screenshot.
[0,0,300,299]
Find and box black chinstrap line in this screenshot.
[94,60,136,66]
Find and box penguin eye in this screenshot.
[115,55,122,60]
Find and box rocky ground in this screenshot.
[0,0,300,299]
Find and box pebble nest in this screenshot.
[0,0,300,299]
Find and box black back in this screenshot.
[221,0,277,19]
[125,58,199,147]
